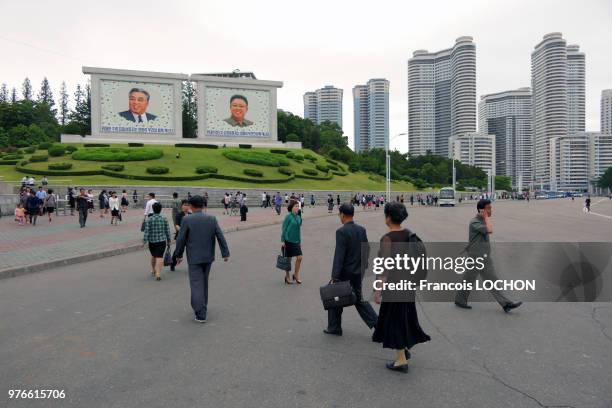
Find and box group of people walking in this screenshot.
[15,185,58,225]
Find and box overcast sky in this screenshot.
[1,0,610,152]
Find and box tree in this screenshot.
[10,87,17,103]
[68,82,91,136]
[0,83,7,103]
[22,77,33,100]
[495,176,512,191]
[181,81,197,138]
[598,167,612,190]
[58,81,69,126]
[37,77,55,113]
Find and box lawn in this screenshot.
[0,144,416,191]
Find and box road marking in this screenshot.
[589,211,612,220]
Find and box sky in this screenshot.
[1,0,611,152]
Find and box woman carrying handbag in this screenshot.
[280,200,303,284]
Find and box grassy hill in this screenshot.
[0,143,415,191]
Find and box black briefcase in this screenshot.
[319,280,357,310]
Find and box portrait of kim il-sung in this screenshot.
[223,94,253,127]
[118,88,157,123]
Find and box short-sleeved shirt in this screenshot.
[143,214,171,244]
[467,215,490,256]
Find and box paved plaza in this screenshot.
[1,198,611,407]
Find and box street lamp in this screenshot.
[386,132,407,202]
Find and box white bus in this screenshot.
[438,187,456,206]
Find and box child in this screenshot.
[14,203,25,226]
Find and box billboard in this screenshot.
[100,80,175,135]
[205,87,271,138]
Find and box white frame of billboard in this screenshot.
[191,75,283,145]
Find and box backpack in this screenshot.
[407,230,428,281]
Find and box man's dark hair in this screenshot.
[180,199,189,205]
[229,94,248,106]
[148,192,155,198]
[129,88,150,101]
[338,203,354,217]
[152,202,162,214]
[476,199,492,210]
[189,195,204,209]
[172,192,178,198]
[384,202,408,225]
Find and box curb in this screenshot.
[0,210,336,281]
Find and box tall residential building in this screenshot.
[353,79,390,152]
[587,132,612,192]
[479,87,532,190]
[449,132,495,175]
[531,32,585,189]
[408,36,477,157]
[302,86,343,127]
[602,90,612,133]
[303,92,317,123]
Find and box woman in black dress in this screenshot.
[372,202,430,373]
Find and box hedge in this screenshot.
[270,149,290,154]
[3,154,24,160]
[48,145,66,157]
[38,142,53,150]
[243,168,263,177]
[304,153,316,162]
[315,164,329,172]
[326,158,339,166]
[222,150,290,167]
[24,146,36,154]
[303,168,319,176]
[29,155,49,162]
[48,162,73,170]
[278,166,294,176]
[65,145,78,153]
[175,143,219,149]
[15,163,102,176]
[331,169,348,176]
[128,142,144,147]
[286,151,295,159]
[326,163,339,171]
[293,154,304,162]
[295,172,333,181]
[72,147,164,162]
[101,164,125,172]
[0,160,19,165]
[238,144,252,149]
[195,165,219,174]
[146,166,170,174]
[84,143,110,147]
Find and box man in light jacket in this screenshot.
[174,195,230,323]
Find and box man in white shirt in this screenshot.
[144,192,158,217]
[261,192,267,208]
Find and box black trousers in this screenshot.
[188,263,212,318]
[78,207,88,227]
[327,274,378,332]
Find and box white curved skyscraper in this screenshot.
[408,36,476,157]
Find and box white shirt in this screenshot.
[132,112,148,123]
[144,198,158,215]
[262,193,266,201]
[109,197,120,211]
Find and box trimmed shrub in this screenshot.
[101,164,125,172]
[3,154,23,160]
[278,166,294,176]
[243,168,263,177]
[84,143,110,147]
[270,149,290,154]
[331,169,348,176]
[0,160,19,165]
[286,151,295,159]
[195,165,218,174]
[13,140,29,148]
[238,144,252,149]
[304,153,316,162]
[38,142,53,150]
[65,145,78,153]
[72,147,163,162]
[128,142,144,147]
[295,172,333,181]
[326,158,339,165]
[48,145,66,157]
[24,146,36,154]
[326,163,339,171]
[48,162,73,170]
[146,166,169,174]
[303,168,318,176]
[315,164,329,173]
[29,155,49,162]
[293,154,304,162]
[222,149,289,167]
[175,143,219,149]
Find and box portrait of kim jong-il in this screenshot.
[223,94,253,127]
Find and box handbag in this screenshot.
[276,246,291,271]
[140,218,146,232]
[163,245,172,266]
[319,280,357,310]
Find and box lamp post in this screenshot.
[386,132,407,202]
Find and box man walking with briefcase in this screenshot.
[324,203,378,336]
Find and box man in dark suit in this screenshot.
[118,88,157,123]
[174,195,230,323]
[324,203,378,336]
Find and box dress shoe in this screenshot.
[386,362,409,373]
[503,301,522,313]
[405,349,411,359]
[194,316,207,323]
[454,301,472,309]
[323,329,342,336]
